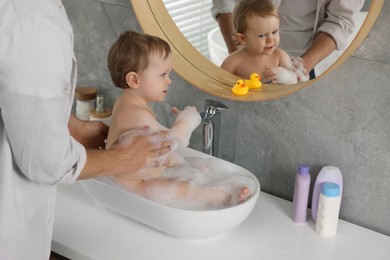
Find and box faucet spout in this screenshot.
[200,99,228,157]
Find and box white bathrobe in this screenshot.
[0,0,86,259]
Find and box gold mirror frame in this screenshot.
[131,0,384,102]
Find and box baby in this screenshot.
[220,0,308,84]
[105,30,251,209]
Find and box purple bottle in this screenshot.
[292,164,311,223]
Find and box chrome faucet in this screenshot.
[200,99,228,157]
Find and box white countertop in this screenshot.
[52,182,390,260]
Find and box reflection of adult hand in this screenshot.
[263,67,298,85]
[291,56,310,83]
[299,32,337,77]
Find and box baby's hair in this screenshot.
[107,30,171,89]
[233,0,278,34]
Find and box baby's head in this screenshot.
[233,0,278,35]
[107,30,171,89]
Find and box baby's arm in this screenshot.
[220,53,240,75]
[170,106,201,148]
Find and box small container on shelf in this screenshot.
[75,86,97,121]
[89,95,112,125]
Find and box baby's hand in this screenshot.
[262,67,278,84]
[263,67,298,85]
[171,106,201,148]
[172,106,201,130]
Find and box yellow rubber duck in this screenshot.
[244,73,262,89]
[231,79,249,96]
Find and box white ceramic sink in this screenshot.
[81,147,260,240]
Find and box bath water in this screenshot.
[103,157,257,210]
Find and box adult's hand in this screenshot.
[77,127,175,180]
[68,114,109,149]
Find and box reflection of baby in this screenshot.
[220,0,308,84]
[105,30,251,209]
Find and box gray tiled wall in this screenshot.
[63,0,390,236]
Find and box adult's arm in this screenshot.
[211,0,239,54]
[217,13,237,53]
[301,0,364,71]
[301,32,337,72]
[0,4,172,185]
[68,114,173,180]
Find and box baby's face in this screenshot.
[242,15,280,55]
[138,52,173,102]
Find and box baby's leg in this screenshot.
[111,167,164,190]
[133,178,190,200]
[134,178,251,208]
[186,157,212,174]
[198,185,251,206]
[134,178,226,202]
[184,182,252,206]
[238,187,251,203]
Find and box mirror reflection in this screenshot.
[132,0,383,101]
[163,0,371,84]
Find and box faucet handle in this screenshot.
[204,99,229,111]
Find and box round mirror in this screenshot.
[131,0,384,102]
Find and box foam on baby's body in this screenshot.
[104,157,256,210]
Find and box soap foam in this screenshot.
[103,157,257,210]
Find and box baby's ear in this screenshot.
[125,71,140,89]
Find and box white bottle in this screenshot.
[315,182,341,237]
[311,166,343,222]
